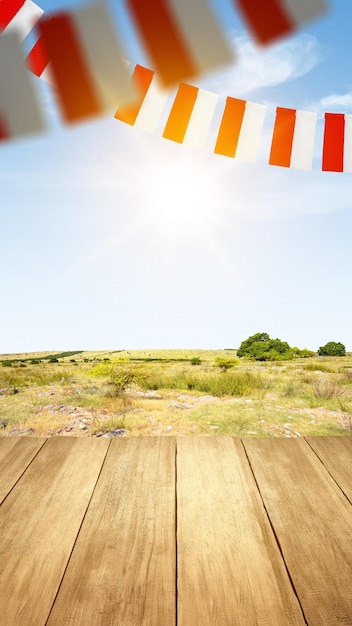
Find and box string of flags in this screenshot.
[1,0,349,174]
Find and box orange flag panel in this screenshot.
[269,107,296,167]
[163,83,199,143]
[115,65,154,126]
[215,97,246,157]
[126,0,196,86]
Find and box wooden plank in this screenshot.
[177,437,305,625]
[243,438,352,626]
[0,437,109,626]
[0,437,47,505]
[47,437,176,626]
[306,436,352,503]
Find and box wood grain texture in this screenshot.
[243,438,352,626]
[0,437,109,626]
[306,436,352,503]
[47,437,176,626]
[176,437,305,625]
[0,437,47,504]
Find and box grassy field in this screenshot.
[1,349,352,438]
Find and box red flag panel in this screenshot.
[322,113,345,172]
[0,0,25,30]
[37,13,101,122]
[235,0,293,44]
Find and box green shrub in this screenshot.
[107,370,140,396]
[317,342,346,357]
[215,357,239,370]
[190,357,202,366]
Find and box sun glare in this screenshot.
[139,154,221,239]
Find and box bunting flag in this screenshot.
[125,0,233,87]
[0,32,44,141]
[26,34,52,83]
[115,65,169,134]
[214,97,266,162]
[0,0,25,30]
[322,113,352,173]
[36,4,136,122]
[162,83,218,148]
[0,0,347,177]
[0,0,43,41]
[235,0,327,44]
[269,107,317,170]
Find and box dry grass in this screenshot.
[1,350,352,438]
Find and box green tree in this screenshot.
[237,332,293,361]
[317,341,346,357]
[237,333,270,358]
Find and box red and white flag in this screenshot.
[0,0,50,81]
[162,82,218,149]
[269,107,317,170]
[126,0,232,87]
[0,0,43,41]
[0,32,45,141]
[322,113,352,173]
[235,0,327,44]
[35,4,136,122]
[214,97,266,162]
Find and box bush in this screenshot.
[107,370,140,396]
[237,333,293,361]
[292,347,315,358]
[190,357,202,366]
[317,342,346,357]
[215,357,238,371]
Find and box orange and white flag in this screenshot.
[269,107,317,170]
[0,32,44,141]
[35,4,136,122]
[125,0,232,87]
[115,65,169,134]
[322,113,352,173]
[235,0,327,45]
[162,82,218,149]
[214,97,266,162]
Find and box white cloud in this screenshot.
[198,32,322,97]
[311,92,352,115]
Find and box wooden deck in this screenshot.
[0,436,351,625]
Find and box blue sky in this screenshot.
[1,0,352,353]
